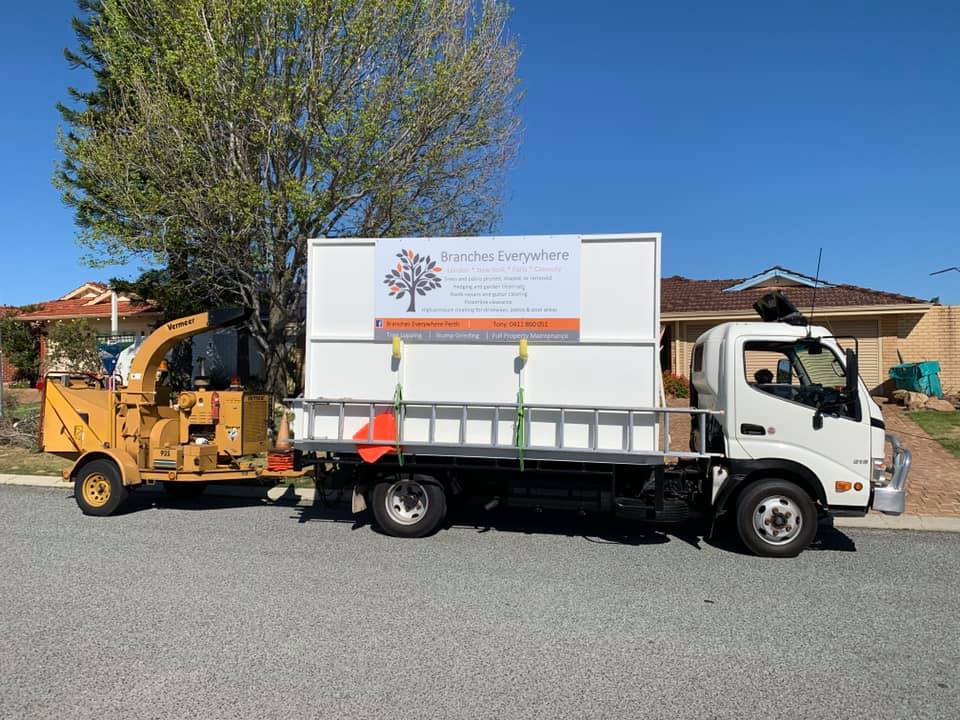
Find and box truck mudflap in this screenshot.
[872,433,911,515]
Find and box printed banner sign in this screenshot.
[374,236,581,343]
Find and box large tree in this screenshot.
[56,0,521,395]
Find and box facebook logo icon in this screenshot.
[375,319,384,328]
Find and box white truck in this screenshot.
[291,232,910,556]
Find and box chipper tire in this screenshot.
[371,475,447,538]
[163,481,208,499]
[74,459,129,516]
[735,479,817,557]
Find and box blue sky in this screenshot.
[1,0,958,306]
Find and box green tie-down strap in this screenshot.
[393,382,404,466]
[514,387,526,472]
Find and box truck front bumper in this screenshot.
[872,433,911,515]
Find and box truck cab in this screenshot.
[691,321,910,553]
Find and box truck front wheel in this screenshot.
[371,475,447,538]
[74,459,129,517]
[735,479,817,557]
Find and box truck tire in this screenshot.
[735,479,817,557]
[371,475,446,538]
[163,481,208,499]
[74,459,129,516]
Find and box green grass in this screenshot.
[908,410,960,460]
[0,445,72,477]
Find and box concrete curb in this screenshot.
[0,473,312,503]
[831,514,960,533]
[2,473,959,532]
[0,474,72,489]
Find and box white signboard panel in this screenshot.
[298,233,662,456]
[374,236,581,343]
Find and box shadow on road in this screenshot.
[63,487,272,515]
[55,483,858,553]
[292,496,858,553]
[812,517,859,552]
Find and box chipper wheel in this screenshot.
[74,459,129,516]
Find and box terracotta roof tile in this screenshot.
[16,297,160,320]
[662,272,928,315]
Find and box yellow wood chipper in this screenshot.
[40,308,302,515]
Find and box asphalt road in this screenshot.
[2,485,959,720]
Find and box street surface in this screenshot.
[1,485,958,719]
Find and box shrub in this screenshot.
[663,372,690,399]
[0,308,42,386]
[46,319,101,374]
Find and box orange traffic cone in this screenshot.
[267,412,295,473]
[275,411,292,450]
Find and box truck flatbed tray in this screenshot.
[289,398,722,464]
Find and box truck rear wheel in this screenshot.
[371,475,446,538]
[74,459,129,516]
[735,479,817,557]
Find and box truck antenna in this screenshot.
[808,248,823,332]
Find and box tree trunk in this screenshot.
[258,254,307,400]
[264,295,294,398]
[406,292,416,312]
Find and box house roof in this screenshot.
[15,282,161,321]
[663,267,929,317]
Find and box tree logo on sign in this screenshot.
[383,250,442,312]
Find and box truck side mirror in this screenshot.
[776,358,792,384]
[813,409,824,431]
[845,348,858,395]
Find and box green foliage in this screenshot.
[56,0,521,396]
[46,320,102,374]
[663,372,690,399]
[110,268,231,322]
[0,308,43,386]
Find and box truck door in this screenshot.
[733,336,871,509]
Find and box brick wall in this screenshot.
[1,352,14,384]
[1,308,15,383]
[883,305,960,395]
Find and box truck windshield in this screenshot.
[744,339,856,418]
[792,346,846,387]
